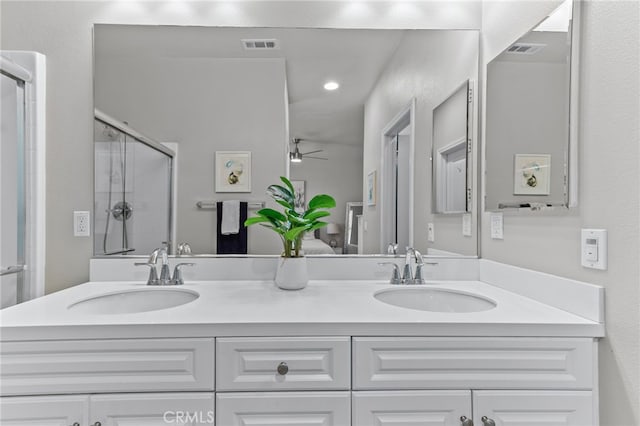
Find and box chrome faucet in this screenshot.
[135,247,194,285]
[402,247,438,284]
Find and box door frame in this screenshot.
[0,52,46,303]
[379,98,416,253]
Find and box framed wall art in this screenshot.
[291,180,306,210]
[215,151,251,192]
[514,154,551,195]
[367,170,377,206]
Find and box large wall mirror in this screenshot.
[93,25,479,257]
[485,0,579,211]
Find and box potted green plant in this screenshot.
[245,176,336,290]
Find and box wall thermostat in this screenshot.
[581,229,607,270]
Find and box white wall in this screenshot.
[290,141,363,249]
[362,30,479,255]
[95,55,287,254]
[481,1,640,425]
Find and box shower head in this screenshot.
[103,125,120,140]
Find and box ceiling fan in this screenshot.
[289,138,328,162]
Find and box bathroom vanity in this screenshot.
[0,257,604,426]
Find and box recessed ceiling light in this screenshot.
[324,81,339,91]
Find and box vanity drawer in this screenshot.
[0,338,215,396]
[216,391,351,426]
[216,337,350,391]
[353,337,594,390]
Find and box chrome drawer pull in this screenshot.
[460,415,474,426]
[277,362,289,375]
[481,416,495,426]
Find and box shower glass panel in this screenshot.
[0,72,26,307]
[94,118,173,256]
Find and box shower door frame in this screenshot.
[0,52,46,305]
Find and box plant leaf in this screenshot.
[280,176,295,194]
[303,210,331,221]
[256,208,287,222]
[284,226,307,241]
[308,194,336,210]
[267,184,294,206]
[244,216,270,226]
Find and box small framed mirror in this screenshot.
[485,0,579,211]
[432,80,473,214]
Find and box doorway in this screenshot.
[380,100,415,254]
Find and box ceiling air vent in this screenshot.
[241,39,280,50]
[506,43,546,55]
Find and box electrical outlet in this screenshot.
[427,223,435,242]
[74,211,90,237]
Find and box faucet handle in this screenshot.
[378,262,401,284]
[135,262,159,285]
[414,261,438,284]
[171,263,195,285]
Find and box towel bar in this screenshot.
[196,201,265,210]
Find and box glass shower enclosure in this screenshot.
[1,64,26,306]
[94,110,174,256]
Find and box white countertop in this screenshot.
[0,280,604,341]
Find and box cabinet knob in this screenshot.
[93,422,102,426]
[481,416,496,426]
[277,362,289,375]
[460,415,474,426]
[71,423,80,426]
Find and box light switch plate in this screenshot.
[581,229,607,270]
[462,213,472,237]
[427,223,435,242]
[490,212,503,239]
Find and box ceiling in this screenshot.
[95,25,409,148]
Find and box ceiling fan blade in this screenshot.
[301,149,323,155]
[305,156,328,160]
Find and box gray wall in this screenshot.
[362,30,479,255]
[481,1,640,424]
[95,55,287,254]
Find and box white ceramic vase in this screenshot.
[275,256,309,290]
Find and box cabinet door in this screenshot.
[90,393,214,426]
[0,395,89,425]
[473,391,594,426]
[216,391,350,426]
[353,390,472,426]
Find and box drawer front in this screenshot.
[353,337,594,390]
[216,337,350,391]
[353,390,472,426]
[216,391,351,426]
[0,338,215,396]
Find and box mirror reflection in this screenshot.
[94,25,479,257]
[485,0,577,211]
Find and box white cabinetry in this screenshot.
[0,393,214,426]
[473,390,594,426]
[0,336,598,425]
[353,390,472,426]
[216,391,350,426]
[0,395,88,426]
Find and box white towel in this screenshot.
[221,200,241,235]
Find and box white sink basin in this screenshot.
[68,288,199,314]
[374,287,496,313]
